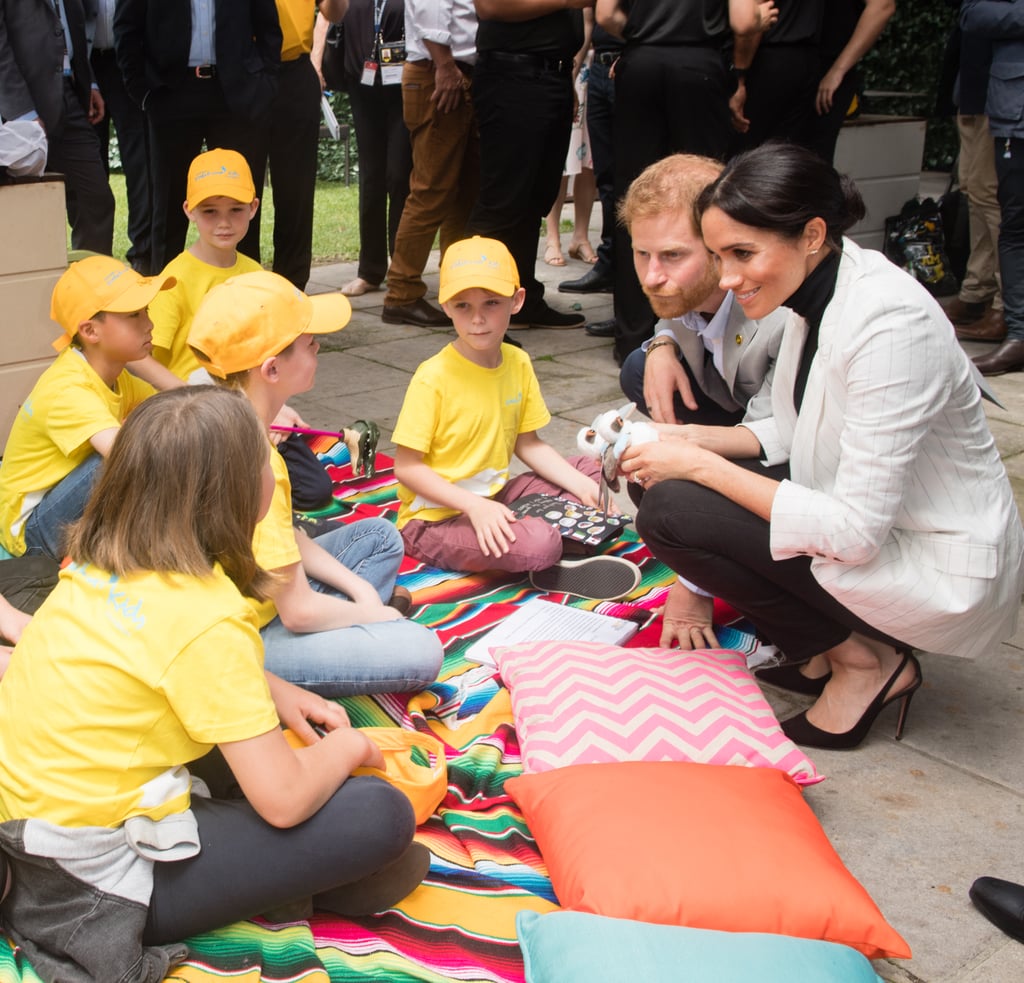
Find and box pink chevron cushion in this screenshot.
[493,641,821,786]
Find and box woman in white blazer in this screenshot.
[624,143,1024,750]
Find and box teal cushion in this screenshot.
[517,911,883,983]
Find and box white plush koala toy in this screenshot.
[577,402,659,510]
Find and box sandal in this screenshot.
[544,242,566,267]
[568,241,598,264]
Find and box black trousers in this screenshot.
[804,68,861,165]
[728,44,819,155]
[469,57,574,313]
[91,48,153,273]
[636,466,907,663]
[48,77,115,255]
[144,775,413,944]
[586,55,616,276]
[242,55,324,288]
[346,77,412,286]
[610,44,731,360]
[995,136,1024,342]
[146,75,269,272]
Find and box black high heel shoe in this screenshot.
[755,661,832,697]
[781,651,922,751]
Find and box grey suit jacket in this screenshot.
[665,297,787,419]
[0,0,95,137]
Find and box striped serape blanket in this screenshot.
[0,442,765,983]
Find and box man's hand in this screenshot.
[431,60,465,114]
[643,342,696,422]
[728,80,750,133]
[88,89,105,125]
[465,497,518,558]
[659,580,719,650]
[816,66,845,114]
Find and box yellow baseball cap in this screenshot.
[188,271,351,378]
[50,255,175,351]
[438,236,520,304]
[186,148,256,209]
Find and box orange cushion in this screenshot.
[505,762,910,961]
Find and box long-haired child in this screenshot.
[0,387,426,981]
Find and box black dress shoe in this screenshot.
[973,338,1024,376]
[558,267,613,294]
[970,877,1024,943]
[381,298,452,326]
[510,303,585,330]
[585,318,616,338]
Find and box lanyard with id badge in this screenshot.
[361,0,405,86]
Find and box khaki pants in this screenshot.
[384,60,479,306]
[958,113,1003,309]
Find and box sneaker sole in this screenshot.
[529,556,641,601]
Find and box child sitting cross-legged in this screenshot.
[393,236,635,597]
[188,271,443,698]
[0,387,427,982]
[0,255,173,562]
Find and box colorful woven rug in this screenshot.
[0,444,764,983]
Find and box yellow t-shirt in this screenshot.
[250,444,302,627]
[0,562,278,829]
[276,0,317,60]
[393,343,551,528]
[0,349,156,555]
[149,250,262,380]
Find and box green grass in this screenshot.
[105,173,362,268]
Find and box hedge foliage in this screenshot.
[861,1,959,171]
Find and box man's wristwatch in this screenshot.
[729,63,748,84]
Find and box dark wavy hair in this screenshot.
[695,142,866,251]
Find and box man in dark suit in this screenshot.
[114,0,282,271]
[0,0,115,253]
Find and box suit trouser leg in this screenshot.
[348,78,411,287]
[611,46,730,359]
[636,469,907,663]
[91,49,152,272]
[619,349,745,426]
[384,61,476,305]
[995,137,1024,342]
[48,81,115,255]
[957,114,1002,308]
[586,58,616,275]
[469,63,573,313]
[265,56,323,289]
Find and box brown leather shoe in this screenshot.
[956,309,1007,342]
[943,296,991,326]
[973,339,1024,376]
[382,298,452,327]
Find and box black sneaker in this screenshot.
[529,556,641,600]
[510,303,586,330]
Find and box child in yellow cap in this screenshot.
[129,148,262,388]
[0,256,174,561]
[393,237,636,597]
[188,271,442,698]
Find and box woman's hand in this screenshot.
[659,580,719,650]
[816,66,846,114]
[619,434,709,489]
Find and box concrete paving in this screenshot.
[297,221,1024,982]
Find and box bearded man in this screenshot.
[617,154,788,650]
[618,154,786,427]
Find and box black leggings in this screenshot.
[144,775,414,944]
[636,463,907,663]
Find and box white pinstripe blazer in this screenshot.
[743,239,1024,659]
